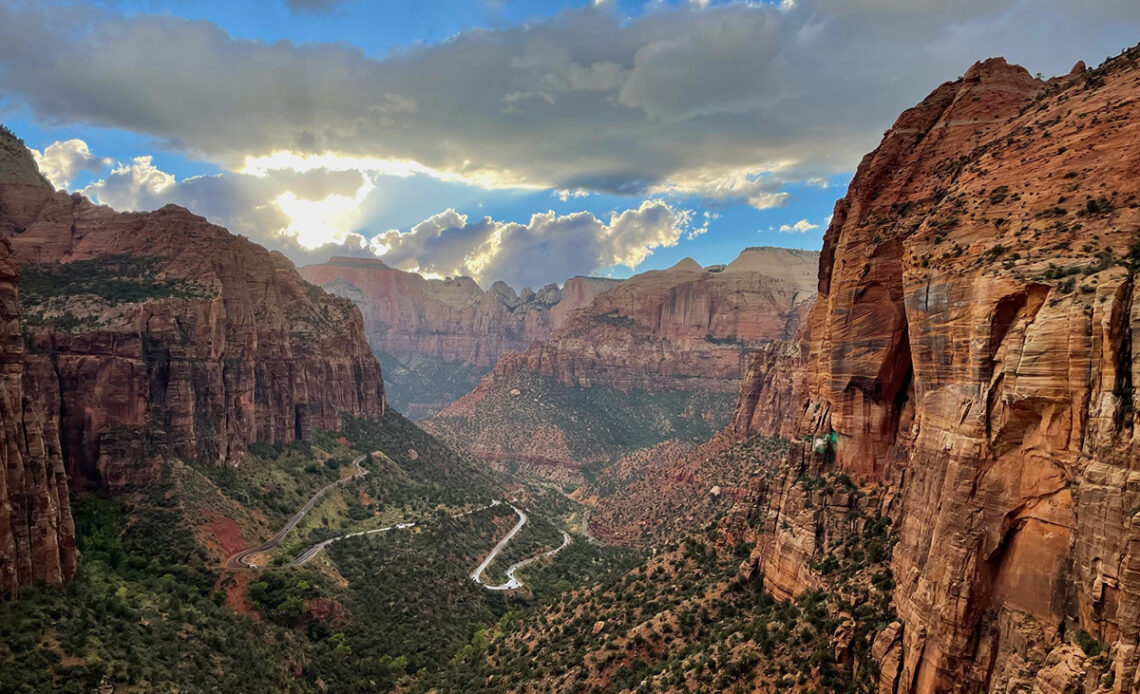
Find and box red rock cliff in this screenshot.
[741,51,1140,692]
[0,233,75,596]
[300,257,616,417]
[445,247,819,402]
[300,257,617,367]
[425,248,817,472]
[0,129,385,491]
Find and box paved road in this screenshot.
[227,459,572,592]
[470,504,527,586]
[287,500,500,567]
[225,454,369,570]
[483,531,572,591]
[287,522,416,566]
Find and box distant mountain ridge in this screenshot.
[426,247,819,472]
[301,255,617,417]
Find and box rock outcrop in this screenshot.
[468,248,818,394]
[735,50,1140,692]
[300,256,615,417]
[428,248,818,469]
[0,127,385,492]
[730,322,811,439]
[0,233,75,596]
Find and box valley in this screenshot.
[1,14,1139,694]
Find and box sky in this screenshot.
[1,0,1138,289]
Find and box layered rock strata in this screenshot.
[300,257,616,416]
[0,233,75,596]
[0,128,385,492]
[430,247,818,466]
[737,51,1140,692]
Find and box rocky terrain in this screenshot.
[4,34,1140,694]
[541,47,1140,694]
[301,256,616,418]
[0,127,385,495]
[770,51,1140,693]
[0,233,75,596]
[427,247,818,472]
[594,51,1140,693]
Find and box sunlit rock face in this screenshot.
[735,52,1140,692]
[300,256,616,418]
[426,248,818,468]
[447,247,818,397]
[0,128,385,493]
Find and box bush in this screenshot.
[1074,629,1102,656]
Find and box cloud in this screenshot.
[30,139,110,188]
[554,188,591,202]
[650,166,790,209]
[1,2,1136,206]
[68,138,690,287]
[80,147,370,256]
[778,219,819,234]
[370,200,697,288]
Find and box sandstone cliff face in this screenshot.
[0,233,75,596]
[428,248,818,468]
[730,321,811,439]
[0,129,385,491]
[445,247,818,401]
[736,51,1140,692]
[300,256,616,416]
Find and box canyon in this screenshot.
[2,31,1140,694]
[426,247,819,471]
[724,52,1140,692]
[301,256,616,418]
[0,127,385,590]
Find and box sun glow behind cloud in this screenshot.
[240,151,546,192]
[13,0,1136,288]
[273,184,373,249]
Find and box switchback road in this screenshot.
[470,504,527,586]
[482,531,572,591]
[224,454,369,570]
[287,500,501,566]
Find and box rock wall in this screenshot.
[0,129,385,492]
[738,50,1140,692]
[299,257,615,416]
[444,248,819,403]
[300,257,615,368]
[730,320,811,439]
[428,248,818,469]
[0,234,75,595]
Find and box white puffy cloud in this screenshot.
[66,138,690,287]
[1,1,1136,206]
[79,147,371,257]
[778,219,819,234]
[371,200,697,288]
[30,139,110,188]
